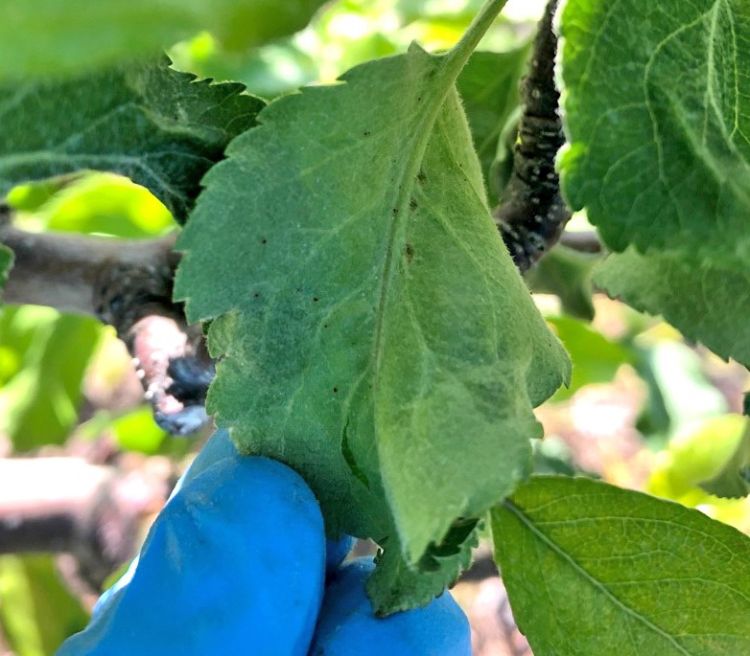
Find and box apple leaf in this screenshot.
[175,0,569,613]
[0,60,263,221]
[493,476,750,655]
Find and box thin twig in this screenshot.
[559,230,603,253]
[0,207,176,318]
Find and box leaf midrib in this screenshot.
[503,499,694,655]
[371,1,507,379]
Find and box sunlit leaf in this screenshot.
[0,0,326,80]
[493,476,750,655]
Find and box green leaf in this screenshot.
[594,249,750,367]
[0,555,88,656]
[0,243,12,291]
[643,341,729,436]
[456,47,529,189]
[0,1,326,81]
[0,60,264,222]
[524,245,598,321]
[649,414,747,499]
[112,406,170,454]
[368,519,479,615]
[547,316,634,402]
[36,173,175,238]
[492,476,750,655]
[559,0,750,261]
[699,419,750,499]
[176,0,569,612]
[0,307,102,451]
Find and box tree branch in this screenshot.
[0,205,176,318]
[0,205,213,435]
[494,0,571,271]
[559,229,603,254]
[0,456,172,588]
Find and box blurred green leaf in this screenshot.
[596,250,750,369]
[531,437,577,476]
[396,0,486,22]
[5,178,78,213]
[525,246,598,320]
[0,60,263,222]
[700,421,750,499]
[548,316,634,401]
[487,104,519,201]
[457,47,529,190]
[641,341,728,437]
[171,33,319,100]
[649,414,747,499]
[0,307,102,451]
[0,244,12,291]
[493,476,750,655]
[0,0,326,81]
[0,555,88,656]
[112,407,169,454]
[32,173,174,239]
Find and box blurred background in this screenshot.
[1,1,749,654]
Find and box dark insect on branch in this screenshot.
[494,0,571,272]
[0,204,214,435]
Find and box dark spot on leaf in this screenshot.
[260,237,267,244]
[409,198,418,211]
[253,291,261,299]
[417,170,426,183]
[405,243,414,263]
[333,387,338,393]
[392,208,399,216]
[313,296,319,302]
[363,130,371,137]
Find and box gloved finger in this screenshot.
[88,429,240,620]
[180,429,353,578]
[174,428,239,491]
[59,455,326,656]
[310,558,472,656]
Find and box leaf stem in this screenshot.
[444,0,509,75]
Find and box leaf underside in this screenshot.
[493,476,750,655]
[175,19,569,612]
[0,60,264,221]
[594,249,750,367]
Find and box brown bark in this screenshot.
[0,206,213,434]
[0,456,171,588]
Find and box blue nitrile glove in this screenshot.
[58,431,471,655]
